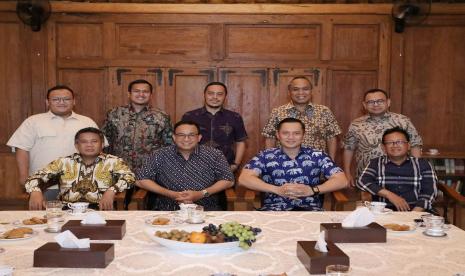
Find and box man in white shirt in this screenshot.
[7,85,100,200]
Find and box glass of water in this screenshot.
[46,200,64,232]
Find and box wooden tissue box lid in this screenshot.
[297,240,350,274]
[61,220,126,240]
[320,222,386,243]
[33,242,114,268]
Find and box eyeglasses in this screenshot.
[131,89,151,94]
[175,133,199,139]
[366,99,386,106]
[290,86,311,93]
[49,97,72,103]
[384,140,408,146]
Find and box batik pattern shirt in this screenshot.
[137,145,234,211]
[25,153,135,204]
[262,103,341,152]
[244,147,343,211]
[357,156,437,211]
[102,105,173,171]
[343,112,423,176]
[182,107,248,164]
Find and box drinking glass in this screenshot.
[46,200,64,232]
[326,264,351,275]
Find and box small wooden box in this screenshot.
[297,241,350,274]
[61,220,126,240]
[33,242,114,268]
[320,222,386,243]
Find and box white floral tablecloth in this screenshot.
[0,211,464,276]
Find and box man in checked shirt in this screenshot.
[357,127,437,212]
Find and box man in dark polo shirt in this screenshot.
[136,120,234,211]
[357,127,437,212]
[181,82,248,173]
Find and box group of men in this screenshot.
[7,76,437,213]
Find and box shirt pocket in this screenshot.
[37,126,57,139]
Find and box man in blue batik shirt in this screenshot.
[239,118,348,211]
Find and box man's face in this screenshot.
[128,83,152,106]
[276,122,304,150]
[363,92,391,116]
[288,78,312,105]
[47,89,75,116]
[204,84,226,109]
[173,124,202,152]
[382,132,410,159]
[75,132,104,158]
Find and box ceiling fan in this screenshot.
[16,0,51,32]
[392,0,432,33]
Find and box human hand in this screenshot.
[99,189,115,210]
[281,183,312,198]
[175,190,203,204]
[29,191,44,210]
[386,193,410,211]
[345,172,355,187]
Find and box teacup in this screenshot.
[67,202,89,214]
[177,203,197,221]
[365,201,387,213]
[424,215,445,236]
[188,205,205,224]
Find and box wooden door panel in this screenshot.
[56,23,103,59]
[332,24,379,62]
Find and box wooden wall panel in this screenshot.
[332,24,379,62]
[116,24,211,60]
[58,69,107,125]
[226,25,320,60]
[402,25,465,151]
[57,23,103,58]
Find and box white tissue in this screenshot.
[54,230,90,248]
[341,207,375,228]
[80,212,106,225]
[0,265,14,276]
[314,231,328,253]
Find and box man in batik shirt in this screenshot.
[239,118,347,211]
[262,76,341,160]
[102,79,173,208]
[25,127,135,210]
[343,88,422,187]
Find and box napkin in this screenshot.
[341,207,374,228]
[80,212,106,225]
[0,265,14,276]
[314,231,328,253]
[54,230,90,248]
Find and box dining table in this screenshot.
[0,210,464,276]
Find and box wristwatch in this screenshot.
[310,185,320,196]
[202,189,210,198]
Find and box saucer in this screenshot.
[66,209,94,216]
[372,208,393,215]
[44,228,62,233]
[422,230,447,237]
[186,218,205,224]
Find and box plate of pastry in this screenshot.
[0,227,38,241]
[18,217,48,228]
[383,223,417,233]
[144,215,182,228]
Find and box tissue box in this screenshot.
[61,220,126,240]
[33,242,114,268]
[320,222,386,243]
[297,241,349,274]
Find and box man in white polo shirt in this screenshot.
[7,85,100,200]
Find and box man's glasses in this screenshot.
[384,140,408,146]
[49,97,72,103]
[290,87,311,93]
[366,99,386,106]
[131,89,151,94]
[175,133,199,139]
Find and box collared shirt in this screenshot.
[137,145,234,211]
[181,107,248,164]
[262,103,341,152]
[24,153,135,204]
[101,104,173,171]
[343,112,423,176]
[244,147,343,211]
[7,111,99,175]
[357,156,437,211]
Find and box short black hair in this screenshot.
[204,82,228,95]
[364,88,389,100]
[173,120,200,134]
[288,76,313,90]
[277,118,305,132]
[47,85,74,99]
[74,127,105,143]
[382,126,410,144]
[128,79,153,93]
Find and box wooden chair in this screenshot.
[436,183,465,225]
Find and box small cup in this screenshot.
[367,201,387,213]
[188,205,205,223]
[67,202,89,214]
[424,215,445,236]
[326,264,351,275]
[177,203,197,221]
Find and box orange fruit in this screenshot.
[189,232,207,243]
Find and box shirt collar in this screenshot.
[73,152,106,164]
[127,104,150,113]
[47,110,78,120]
[368,111,392,121]
[384,155,411,166]
[284,102,314,113]
[202,106,224,115]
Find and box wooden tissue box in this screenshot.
[297,240,350,274]
[320,222,386,243]
[33,242,114,268]
[61,220,126,240]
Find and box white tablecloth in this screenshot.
[0,211,464,276]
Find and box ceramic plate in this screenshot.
[145,229,241,252]
[0,230,38,241]
[373,208,393,215]
[66,209,95,216]
[144,215,182,228]
[384,223,417,233]
[15,218,48,228]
